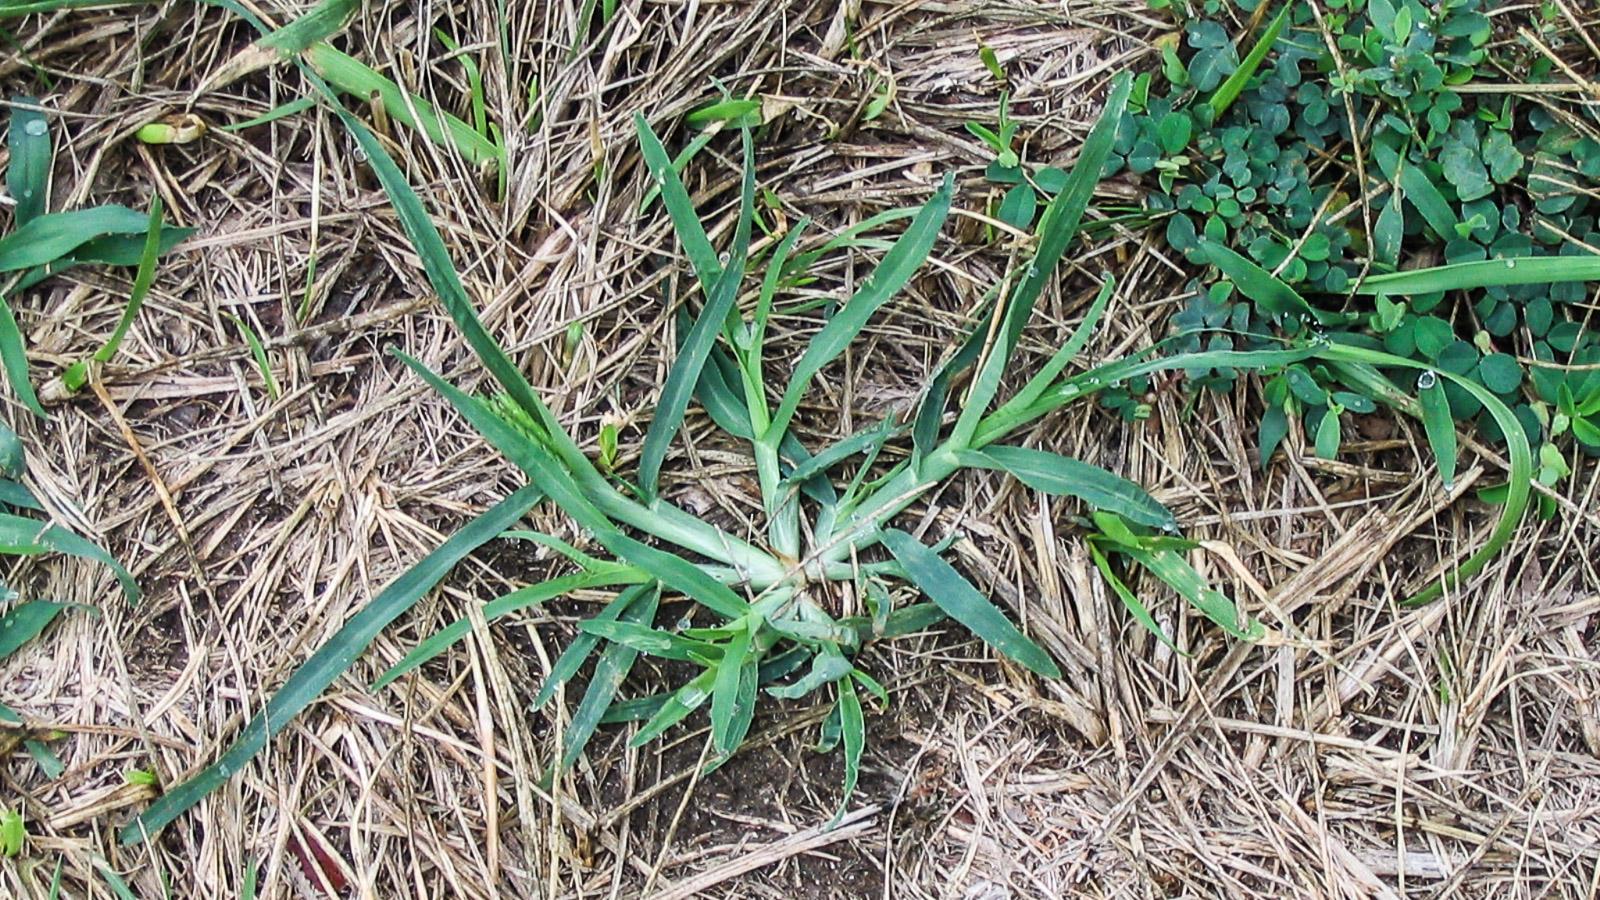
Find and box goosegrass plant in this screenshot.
[127,2,1542,838]
[131,71,1289,836]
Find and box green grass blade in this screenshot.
[0,0,146,17]
[396,351,751,618]
[578,620,717,660]
[637,130,715,213]
[219,97,317,132]
[1351,255,1600,295]
[1096,532,1263,641]
[951,73,1131,445]
[694,339,755,439]
[312,79,544,424]
[1417,370,1457,490]
[1307,344,1531,605]
[25,738,63,778]
[224,314,279,400]
[638,130,754,500]
[1209,5,1289,118]
[255,0,356,52]
[881,528,1059,678]
[913,306,993,459]
[0,479,42,511]
[533,582,654,709]
[784,208,917,278]
[372,568,647,690]
[959,445,1177,531]
[559,584,660,770]
[781,418,900,487]
[599,694,671,724]
[0,513,136,602]
[634,113,720,294]
[92,861,137,900]
[880,603,947,637]
[990,276,1117,428]
[743,216,809,424]
[0,297,42,417]
[302,44,497,167]
[711,621,751,754]
[768,174,953,441]
[1196,239,1326,323]
[434,29,487,136]
[16,225,194,293]
[974,344,1322,447]
[8,96,49,226]
[61,198,166,395]
[0,206,152,272]
[0,600,71,658]
[631,667,716,745]
[121,483,543,843]
[834,677,864,820]
[1397,164,1458,239]
[1087,543,1182,653]
[766,652,852,699]
[94,197,162,365]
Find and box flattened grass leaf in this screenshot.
[959,445,1176,531]
[373,568,647,689]
[8,97,49,227]
[768,174,953,440]
[1417,370,1457,490]
[881,528,1059,678]
[638,130,754,500]
[1100,538,1263,641]
[635,114,720,293]
[560,586,659,768]
[834,677,864,820]
[765,652,852,699]
[395,351,750,619]
[0,600,74,659]
[123,484,542,843]
[1197,238,1329,323]
[1087,544,1182,654]
[1353,255,1600,295]
[1208,4,1289,118]
[711,621,751,753]
[953,73,1132,443]
[533,582,655,709]
[0,514,137,602]
[632,667,716,745]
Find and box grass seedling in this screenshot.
[128,11,1540,834]
[1,98,191,411]
[225,313,280,401]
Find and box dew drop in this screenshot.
[717,251,730,265]
[1417,370,1437,390]
[1505,259,1517,269]
[23,119,45,136]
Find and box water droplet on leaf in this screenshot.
[23,119,45,136]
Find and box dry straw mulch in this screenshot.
[2,1,1599,897]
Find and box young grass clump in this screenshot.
[127,17,1539,836]
[132,71,1296,837]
